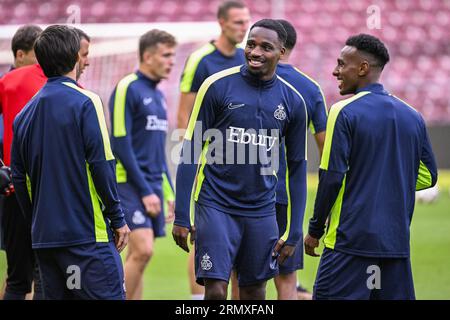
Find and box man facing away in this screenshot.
[0,26,92,300]
[11,25,130,300]
[304,34,437,300]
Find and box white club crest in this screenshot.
[201,253,213,271]
[274,104,286,120]
[132,210,146,225]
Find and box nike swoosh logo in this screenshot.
[143,97,153,105]
[227,103,245,110]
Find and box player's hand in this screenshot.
[304,234,320,257]
[172,224,191,253]
[114,224,131,253]
[0,166,14,196]
[273,239,296,265]
[142,194,161,217]
[165,201,175,223]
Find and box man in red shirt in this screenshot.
[0,64,46,301]
[0,64,47,165]
[0,26,91,300]
[0,24,45,300]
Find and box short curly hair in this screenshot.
[250,19,287,46]
[346,34,390,69]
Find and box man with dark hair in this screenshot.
[73,28,90,81]
[177,0,250,300]
[173,19,308,300]
[305,34,437,300]
[11,25,130,300]
[109,29,176,300]
[10,24,42,70]
[273,19,328,300]
[177,0,250,130]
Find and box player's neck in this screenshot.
[64,69,77,81]
[138,66,160,83]
[215,35,237,57]
[356,74,381,91]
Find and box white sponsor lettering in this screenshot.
[227,126,277,151]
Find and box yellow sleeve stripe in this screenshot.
[112,73,138,137]
[185,66,241,141]
[62,82,115,161]
[416,160,432,191]
[86,163,109,242]
[180,43,216,93]
[280,145,291,242]
[162,173,175,202]
[324,175,347,249]
[277,75,308,161]
[320,91,370,171]
[26,174,32,201]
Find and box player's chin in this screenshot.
[247,61,266,74]
[247,66,264,77]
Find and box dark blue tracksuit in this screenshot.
[175,65,308,285]
[109,71,174,234]
[308,83,438,300]
[11,76,126,299]
[275,63,328,274]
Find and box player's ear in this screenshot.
[142,49,153,65]
[279,46,286,59]
[218,17,226,29]
[359,61,369,76]
[15,49,25,61]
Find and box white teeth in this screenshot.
[249,59,263,67]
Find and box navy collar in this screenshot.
[240,64,277,88]
[136,70,159,87]
[356,83,387,95]
[47,76,77,85]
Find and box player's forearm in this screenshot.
[308,169,345,239]
[10,146,32,221]
[177,93,196,130]
[174,161,196,229]
[314,131,326,159]
[174,139,200,228]
[112,138,153,196]
[162,171,175,202]
[283,159,307,246]
[88,160,126,229]
[10,177,32,221]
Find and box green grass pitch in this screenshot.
[1,170,449,299]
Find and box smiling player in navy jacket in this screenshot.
[173,19,308,300]
[305,34,437,300]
